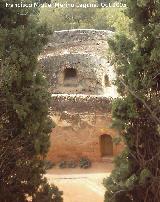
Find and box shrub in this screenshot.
[33,180,63,202]
[59,161,67,169]
[67,160,77,168]
[79,157,91,169]
[44,160,55,170]
[59,160,77,168]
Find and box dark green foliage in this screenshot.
[59,161,68,169]
[33,180,63,202]
[39,0,130,33]
[58,158,91,169]
[79,157,92,169]
[0,1,63,201]
[67,160,77,168]
[58,160,77,168]
[104,0,160,201]
[44,160,55,170]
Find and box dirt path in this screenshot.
[46,162,113,202]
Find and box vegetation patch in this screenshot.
[44,160,55,170]
[79,157,92,169]
[58,158,92,169]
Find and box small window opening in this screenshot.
[104,75,110,87]
[64,68,77,80]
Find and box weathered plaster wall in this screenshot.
[40,53,110,94]
[40,55,117,95]
[48,94,122,162]
[48,113,122,162]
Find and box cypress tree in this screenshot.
[0,0,62,201]
[104,0,160,201]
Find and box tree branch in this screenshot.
[119,77,160,125]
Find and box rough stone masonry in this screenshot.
[39,29,123,162]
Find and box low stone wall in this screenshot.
[51,94,112,114]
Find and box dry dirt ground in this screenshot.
[46,162,113,202]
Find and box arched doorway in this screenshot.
[100,134,113,156]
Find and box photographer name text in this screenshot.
[5,2,127,9]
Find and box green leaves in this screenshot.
[33,180,63,202]
[34,139,41,154]
[112,97,138,122]
[137,0,149,7]
[104,0,160,201]
[139,168,152,185]
[0,1,61,201]
[39,0,130,32]
[13,103,28,121]
[125,174,138,189]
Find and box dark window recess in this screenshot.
[64,68,77,80]
[104,75,110,87]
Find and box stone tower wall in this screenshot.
[39,29,122,163]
